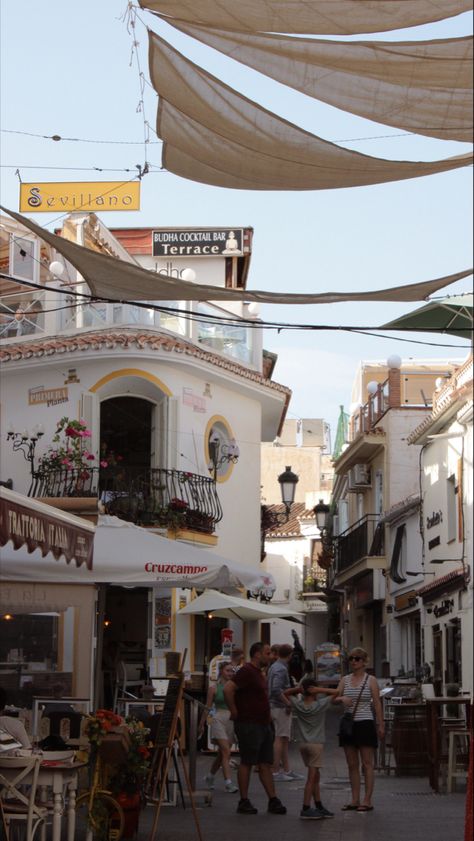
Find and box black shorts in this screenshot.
[339,719,378,749]
[234,722,274,766]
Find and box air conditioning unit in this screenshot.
[348,463,371,490]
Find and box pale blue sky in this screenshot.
[1,1,472,438]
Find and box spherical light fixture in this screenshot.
[49,260,65,278]
[181,268,196,282]
[387,354,402,369]
[367,380,379,396]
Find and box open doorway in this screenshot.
[100,396,153,469]
[100,586,150,708]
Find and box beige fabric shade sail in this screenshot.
[149,34,472,191]
[166,22,473,142]
[2,207,472,306]
[178,589,304,622]
[139,0,473,35]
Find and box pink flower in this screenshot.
[82,430,92,438]
[86,454,95,461]
[100,460,108,468]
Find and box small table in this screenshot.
[425,697,472,792]
[37,759,86,841]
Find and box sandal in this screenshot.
[357,805,374,812]
[341,804,359,811]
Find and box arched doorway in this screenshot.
[100,396,153,470]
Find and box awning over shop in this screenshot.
[0,487,94,569]
[178,588,304,622]
[0,515,275,595]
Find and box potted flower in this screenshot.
[108,718,151,838]
[37,416,95,494]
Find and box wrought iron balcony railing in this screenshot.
[335,514,384,573]
[29,466,223,534]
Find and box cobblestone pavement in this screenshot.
[77,706,467,840]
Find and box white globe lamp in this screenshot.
[49,260,64,278]
[387,354,402,369]
[367,381,378,396]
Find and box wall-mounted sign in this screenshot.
[433,598,454,618]
[394,590,418,612]
[426,510,443,529]
[428,535,441,550]
[20,182,140,212]
[152,228,243,257]
[28,386,69,407]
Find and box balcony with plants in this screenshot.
[27,417,223,536]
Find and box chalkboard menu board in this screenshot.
[153,676,183,747]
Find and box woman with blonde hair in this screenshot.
[199,661,238,793]
[335,647,384,812]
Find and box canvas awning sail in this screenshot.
[149,34,473,191]
[166,23,473,142]
[178,588,303,622]
[2,208,471,306]
[0,487,94,569]
[0,515,276,595]
[139,0,473,35]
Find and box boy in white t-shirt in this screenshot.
[284,678,340,820]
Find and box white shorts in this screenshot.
[271,706,292,739]
[210,709,235,744]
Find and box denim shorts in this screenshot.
[234,721,274,766]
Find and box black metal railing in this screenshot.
[29,466,223,534]
[335,514,384,573]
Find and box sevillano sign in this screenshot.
[19,181,140,213]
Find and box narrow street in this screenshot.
[126,706,466,841]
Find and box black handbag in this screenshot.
[338,711,354,739]
[338,675,368,740]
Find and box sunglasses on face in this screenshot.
[349,655,364,662]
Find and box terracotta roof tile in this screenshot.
[264,502,315,537]
[418,566,467,596]
[0,329,291,398]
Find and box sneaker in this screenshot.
[286,770,305,780]
[318,806,334,818]
[268,797,287,815]
[300,808,324,820]
[225,781,239,793]
[237,798,258,814]
[204,774,215,790]
[272,771,294,782]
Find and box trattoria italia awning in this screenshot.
[0,487,94,570]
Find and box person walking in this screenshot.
[224,642,287,816]
[284,678,341,820]
[335,647,384,812]
[199,661,239,793]
[268,644,304,782]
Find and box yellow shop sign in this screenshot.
[19,181,140,212]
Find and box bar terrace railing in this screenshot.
[29,466,223,534]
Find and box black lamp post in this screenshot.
[277,465,299,520]
[313,498,330,532]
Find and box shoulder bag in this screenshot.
[338,674,368,740]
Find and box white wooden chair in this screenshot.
[113,661,146,712]
[0,754,48,840]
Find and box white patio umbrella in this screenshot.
[178,589,304,622]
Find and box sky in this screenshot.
[1,1,472,442]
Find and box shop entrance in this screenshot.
[100,586,150,709]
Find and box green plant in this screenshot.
[38,416,94,474]
[109,718,151,796]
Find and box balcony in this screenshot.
[29,466,223,535]
[333,514,385,584]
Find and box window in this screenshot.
[10,236,37,282]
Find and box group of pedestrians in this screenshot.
[200,641,384,820]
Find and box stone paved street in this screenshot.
[117,705,467,841]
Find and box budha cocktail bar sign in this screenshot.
[0,493,94,569]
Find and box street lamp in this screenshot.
[277,465,299,519]
[313,498,330,532]
[208,436,240,480]
[6,423,44,475]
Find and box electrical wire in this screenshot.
[0,271,470,349]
